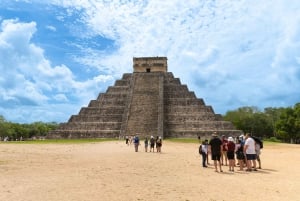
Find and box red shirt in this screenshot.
[227,141,235,152]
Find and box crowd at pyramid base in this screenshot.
[47,57,242,139]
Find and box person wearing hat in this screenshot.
[227,136,236,172]
[150,136,155,152]
[156,136,162,153]
[209,132,223,172]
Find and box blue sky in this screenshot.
[0,0,300,123]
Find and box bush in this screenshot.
[266,137,281,142]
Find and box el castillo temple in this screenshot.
[48,57,242,139]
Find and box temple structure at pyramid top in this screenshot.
[48,57,242,139]
[133,57,168,72]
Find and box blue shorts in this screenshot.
[246,154,257,160]
[212,154,221,161]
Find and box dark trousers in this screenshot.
[201,152,207,167]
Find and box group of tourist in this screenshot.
[125,135,162,153]
[199,132,262,172]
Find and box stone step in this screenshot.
[48,130,120,139]
[59,122,122,130]
[79,107,125,115]
[165,98,205,106]
[106,86,130,93]
[166,121,234,130]
[69,114,123,122]
[165,114,217,121]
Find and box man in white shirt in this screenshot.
[244,133,257,171]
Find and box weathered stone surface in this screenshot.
[48,57,242,139]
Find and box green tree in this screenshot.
[224,106,274,138]
[275,103,300,143]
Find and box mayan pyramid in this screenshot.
[48,57,242,139]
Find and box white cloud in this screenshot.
[1,0,300,122]
[45,25,56,31]
[0,19,114,122]
[53,94,68,102]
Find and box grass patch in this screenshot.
[0,138,117,144]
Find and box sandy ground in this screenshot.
[0,140,299,201]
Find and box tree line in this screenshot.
[223,103,300,144]
[0,115,58,141]
[0,102,299,143]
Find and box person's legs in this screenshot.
[224,151,228,166]
[252,155,257,170]
[218,160,223,172]
[246,154,251,170]
[202,153,207,167]
[239,159,244,170]
[230,159,235,171]
[135,144,138,152]
[257,155,261,168]
[212,155,218,171]
[221,151,224,165]
[214,160,218,171]
[217,155,223,172]
[206,153,210,165]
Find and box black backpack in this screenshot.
[199,145,203,155]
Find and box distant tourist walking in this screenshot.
[209,132,223,172]
[133,135,140,152]
[144,137,149,152]
[150,136,155,152]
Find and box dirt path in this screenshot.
[0,141,299,201]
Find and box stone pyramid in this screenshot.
[48,57,242,139]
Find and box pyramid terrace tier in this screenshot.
[165,113,218,121]
[48,130,121,139]
[57,122,122,130]
[165,130,243,138]
[166,121,236,130]
[79,107,125,115]
[69,114,123,122]
[164,105,215,113]
[88,99,127,107]
[165,98,206,106]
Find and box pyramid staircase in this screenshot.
[48,57,242,139]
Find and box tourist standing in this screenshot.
[209,132,223,172]
[227,137,235,172]
[150,136,155,152]
[125,136,129,145]
[155,136,159,152]
[156,136,162,153]
[144,137,149,152]
[255,142,262,169]
[221,135,228,166]
[133,135,140,152]
[235,139,245,171]
[199,140,208,167]
[244,133,257,171]
[205,139,210,165]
